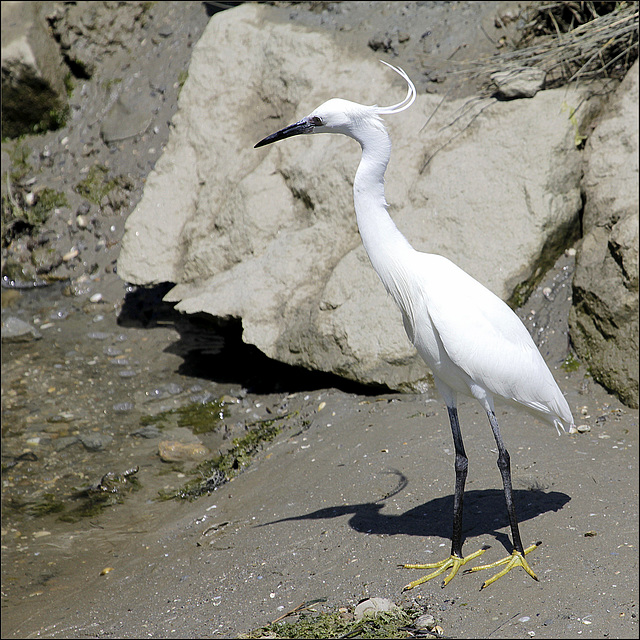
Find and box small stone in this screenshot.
[79,433,113,451]
[1,317,42,343]
[62,248,79,262]
[89,293,103,303]
[491,67,546,99]
[158,440,210,462]
[132,425,161,439]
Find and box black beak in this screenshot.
[254,119,313,148]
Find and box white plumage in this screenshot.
[255,62,575,590]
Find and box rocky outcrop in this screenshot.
[117,2,591,390]
[1,1,68,138]
[570,61,639,408]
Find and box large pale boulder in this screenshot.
[117,3,589,389]
[570,61,639,408]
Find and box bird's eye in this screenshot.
[309,116,323,126]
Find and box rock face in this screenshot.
[117,3,605,391]
[1,1,68,138]
[570,61,639,409]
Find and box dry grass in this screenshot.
[454,1,638,92]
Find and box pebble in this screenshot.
[158,440,210,462]
[87,331,110,341]
[1,317,42,343]
[577,424,591,433]
[62,248,79,262]
[113,402,134,412]
[49,309,69,321]
[89,293,103,303]
[79,433,113,451]
[132,425,161,439]
[52,436,80,451]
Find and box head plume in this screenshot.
[375,62,416,116]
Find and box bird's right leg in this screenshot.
[402,406,487,590]
[464,410,540,589]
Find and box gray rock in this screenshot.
[491,66,546,99]
[132,425,161,439]
[1,316,42,342]
[100,90,154,143]
[79,433,114,451]
[117,3,591,389]
[570,61,639,408]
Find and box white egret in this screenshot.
[254,62,575,590]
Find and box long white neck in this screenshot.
[352,124,416,308]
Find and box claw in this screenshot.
[464,542,541,589]
[402,546,488,590]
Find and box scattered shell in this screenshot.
[414,613,436,629]
[62,248,79,262]
[100,567,114,576]
[584,530,597,537]
[354,597,399,620]
[318,401,326,411]
[577,424,591,433]
[33,530,51,538]
[432,626,444,637]
[89,293,103,303]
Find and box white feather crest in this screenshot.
[375,61,416,115]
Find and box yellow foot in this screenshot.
[464,541,541,590]
[401,546,488,590]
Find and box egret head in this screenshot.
[254,62,415,149]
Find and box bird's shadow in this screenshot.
[258,476,570,554]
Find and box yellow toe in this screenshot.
[402,546,488,590]
[464,542,541,589]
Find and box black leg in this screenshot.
[448,406,468,558]
[487,410,525,554]
[401,404,487,590]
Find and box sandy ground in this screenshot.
[2,358,638,639]
[2,2,638,638]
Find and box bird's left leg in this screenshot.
[402,406,487,590]
[465,410,540,589]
